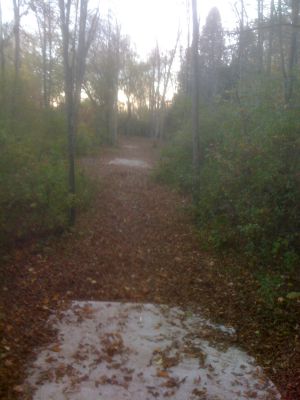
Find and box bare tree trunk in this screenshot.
[157,31,180,140]
[59,0,97,224]
[11,0,22,121]
[257,0,264,72]
[267,0,275,74]
[42,9,48,108]
[34,1,49,108]
[153,44,162,141]
[191,0,200,169]
[125,96,131,136]
[13,0,21,81]
[0,0,5,81]
[278,0,288,101]
[185,0,191,95]
[236,0,245,81]
[59,0,77,225]
[48,0,53,105]
[286,0,300,103]
[110,95,118,143]
[0,0,5,98]
[111,28,120,144]
[149,62,156,137]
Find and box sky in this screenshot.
[1,0,256,59]
[98,0,242,58]
[1,0,255,98]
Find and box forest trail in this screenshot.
[0,137,282,399]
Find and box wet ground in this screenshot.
[27,302,280,399]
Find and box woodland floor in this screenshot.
[0,136,299,399]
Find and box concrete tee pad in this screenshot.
[26,302,280,399]
[108,158,150,168]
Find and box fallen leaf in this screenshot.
[156,370,169,378]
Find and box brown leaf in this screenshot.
[51,344,61,353]
[156,370,169,378]
[13,385,24,393]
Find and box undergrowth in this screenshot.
[156,101,300,305]
[0,108,96,253]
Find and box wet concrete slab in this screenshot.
[108,158,150,168]
[122,145,139,150]
[26,302,280,399]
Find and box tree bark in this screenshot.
[267,0,275,74]
[157,31,180,140]
[278,0,288,101]
[0,0,5,84]
[59,0,97,224]
[11,0,22,121]
[257,0,264,72]
[191,0,200,169]
[13,0,21,81]
[286,0,300,103]
[34,1,51,108]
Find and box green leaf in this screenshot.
[286,292,300,300]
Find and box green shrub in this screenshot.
[154,129,194,190]
[0,122,93,251]
[157,100,300,269]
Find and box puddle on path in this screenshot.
[26,302,280,400]
[123,145,138,150]
[108,158,150,168]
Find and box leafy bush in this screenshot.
[0,116,93,251]
[155,129,194,190]
[76,125,99,156]
[157,99,300,269]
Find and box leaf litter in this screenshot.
[0,136,299,399]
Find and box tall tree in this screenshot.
[30,0,56,108]
[200,7,225,100]
[12,0,21,81]
[147,34,179,142]
[286,0,300,103]
[278,0,288,101]
[266,0,275,74]
[0,0,5,84]
[156,32,180,140]
[257,0,264,72]
[191,0,200,168]
[11,0,26,119]
[148,44,162,139]
[85,16,121,143]
[58,0,98,224]
[121,47,138,136]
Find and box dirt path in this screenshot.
[0,137,298,399]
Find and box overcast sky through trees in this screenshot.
[2,0,256,59]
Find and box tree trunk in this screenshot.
[126,97,131,136]
[59,0,77,225]
[11,0,21,121]
[191,0,200,169]
[108,24,120,144]
[66,86,76,225]
[157,32,180,140]
[13,0,21,81]
[237,0,245,81]
[266,0,275,74]
[59,0,97,224]
[0,0,5,100]
[257,0,264,72]
[35,2,50,108]
[0,0,5,82]
[286,0,300,103]
[278,0,288,101]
